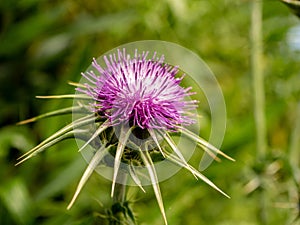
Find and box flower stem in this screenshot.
[109,172,135,225]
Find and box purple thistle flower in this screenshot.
[79,49,197,131]
[17,47,234,225]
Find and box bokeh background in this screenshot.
[0,0,299,224]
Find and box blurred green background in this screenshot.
[0,0,299,224]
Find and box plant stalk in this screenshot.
[251,1,268,225]
[109,172,135,225]
[251,0,267,160]
[289,102,300,170]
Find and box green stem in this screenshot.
[109,172,135,225]
[251,1,268,225]
[251,0,267,160]
[289,102,300,170]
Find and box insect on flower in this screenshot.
[16,47,234,225]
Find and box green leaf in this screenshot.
[0,126,35,157]
[35,156,86,201]
[0,178,34,225]
[0,3,69,56]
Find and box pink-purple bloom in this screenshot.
[17,47,233,225]
[79,49,197,131]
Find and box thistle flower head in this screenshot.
[17,46,234,225]
[79,49,197,131]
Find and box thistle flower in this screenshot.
[79,49,196,130]
[17,48,234,225]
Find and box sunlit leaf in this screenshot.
[0,178,34,225]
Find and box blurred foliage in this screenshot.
[0,0,300,224]
[281,0,300,18]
